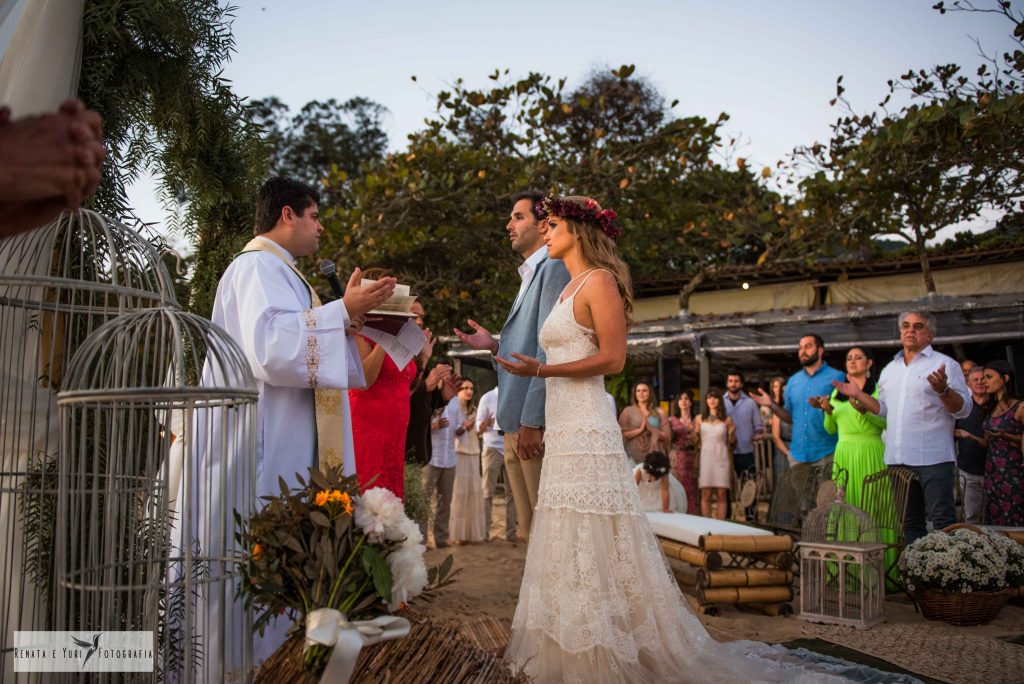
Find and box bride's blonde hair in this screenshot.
[550,195,634,328]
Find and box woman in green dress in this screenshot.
[813,346,898,588]
[817,346,886,508]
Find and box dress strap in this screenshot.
[559,268,612,303]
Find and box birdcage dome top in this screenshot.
[801,490,883,545]
[57,307,256,406]
[0,209,176,311]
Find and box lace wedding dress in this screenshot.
[504,274,846,684]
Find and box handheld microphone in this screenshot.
[320,260,344,299]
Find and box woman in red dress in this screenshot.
[349,334,418,498]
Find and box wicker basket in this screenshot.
[915,587,1010,626]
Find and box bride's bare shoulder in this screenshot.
[581,269,618,296]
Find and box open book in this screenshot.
[359,279,426,369]
[364,280,418,318]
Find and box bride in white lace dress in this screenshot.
[495,196,843,684]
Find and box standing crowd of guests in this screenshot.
[618,311,1023,538]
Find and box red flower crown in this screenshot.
[537,196,623,241]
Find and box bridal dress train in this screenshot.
[504,273,849,684]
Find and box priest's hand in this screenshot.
[342,267,397,319]
[453,319,498,355]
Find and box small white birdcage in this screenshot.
[54,307,257,683]
[0,210,175,680]
[798,474,886,629]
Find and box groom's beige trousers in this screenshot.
[504,433,543,542]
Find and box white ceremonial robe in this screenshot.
[185,239,365,677]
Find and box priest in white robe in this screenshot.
[185,177,396,678]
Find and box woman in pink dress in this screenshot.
[668,392,699,514]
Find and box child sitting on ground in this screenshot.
[633,451,688,513]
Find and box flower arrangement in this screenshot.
[235,467,456,676]
[539,196,624,241]
[899,527,1023,594]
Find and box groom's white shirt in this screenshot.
[511,245,549,313]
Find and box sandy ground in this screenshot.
[418,495,1024,683]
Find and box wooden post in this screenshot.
[749,551,796,570]
[659,539,723,570]
[697,568,794,588]
[699,534,792,553]
[684,592,719,617]
[673,564,699,587]
[698,585,794,605]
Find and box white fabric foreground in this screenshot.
[644,512,773,547]
[0,0,84,116]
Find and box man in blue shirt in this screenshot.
[724,369,764,521]
[753,334,845,516]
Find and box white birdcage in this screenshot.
[54,307,257,683]
[797,474,886,629]
[0,210,176,681]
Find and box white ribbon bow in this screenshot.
[304,608,411,684]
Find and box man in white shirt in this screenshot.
[834,311,972,544]
[476,387,517,541]
[427,395,460,547]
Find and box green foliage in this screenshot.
[317,67,794,330]
[403,463,430,527]
[795,1,1024,292]
[78,0,269,316]
[248,96,389,209]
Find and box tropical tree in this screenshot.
[79,0,268,314]
[317,67,796,330]
[247,96,388,208]
[795,1,1024,293]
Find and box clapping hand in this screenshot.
[831,379,861,401]
[342,268,397,320]
[418,327,435,362]
[927,365,949,394]
[425,363,452,390]
[808,395,833,414]
[453,319,498,355]
[749,388,774,407]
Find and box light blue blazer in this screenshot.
[494,251,570,433]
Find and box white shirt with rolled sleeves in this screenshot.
[476,388,504,453]
[877,345,973,467]
[429,396,460,469]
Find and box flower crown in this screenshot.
[537,196,624,241]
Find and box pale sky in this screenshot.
[134,0,1017,251]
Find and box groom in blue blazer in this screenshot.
[454,191,570,542]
